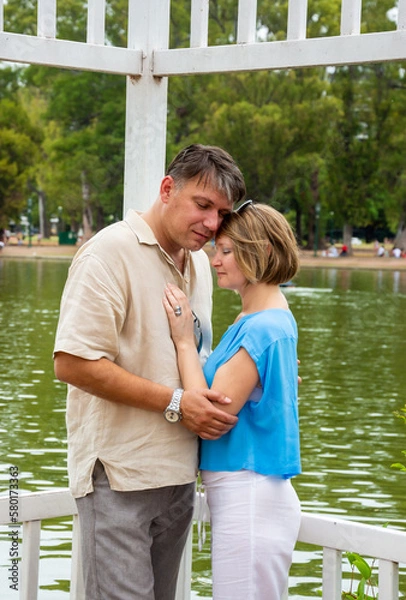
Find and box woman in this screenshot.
[163,201,301,600]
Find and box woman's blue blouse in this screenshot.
[200,309,301,478]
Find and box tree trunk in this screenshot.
[81,170,93,242]
[295,205,302,246]
[96,205,105,232]
[306,169,320,251]
[38,190,50,238]
[307,208,315,250]
[393,206,406,251]
[343,223,353,255]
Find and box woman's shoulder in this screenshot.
[244,308,295,328]
[240,309,297,344]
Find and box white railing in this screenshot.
[1,489,406,600]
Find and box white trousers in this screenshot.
[201,470,301,600]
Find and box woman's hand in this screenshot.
[163,283,195,349]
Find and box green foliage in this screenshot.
[20,67,126,228]
[0,66,23,100]
[0,98,42,226]
[342,552,377,599]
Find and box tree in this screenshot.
[0,98,42,228]
[326,58,406,251]
[3,0,127,236]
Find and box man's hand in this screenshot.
[181,389,238,440]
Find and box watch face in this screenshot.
[165,410,180,423]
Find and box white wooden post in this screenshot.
[20,520,41,600]
[37,0,57,39]
[237,0,257,44]
[398,0,406,30]
[190,0,209,48]
[378,560,399,600]
[322,547,342,600]
[123,0,171,215]
[0,0,3,32]
[340,0,362,36]
[175,526,193,600]
[87,0,106,45]
[287,0,308,41]
[70,514,85,600]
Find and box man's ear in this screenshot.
[160,176,175,204]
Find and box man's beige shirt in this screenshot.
[54,210,213,498]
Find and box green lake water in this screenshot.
[0,258,405,598]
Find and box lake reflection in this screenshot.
[0,260,405,598]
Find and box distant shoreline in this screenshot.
[1,242,406,271]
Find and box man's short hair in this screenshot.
[166,144,246,206]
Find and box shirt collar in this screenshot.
[125,209,191,280]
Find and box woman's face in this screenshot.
[211,234,247,292]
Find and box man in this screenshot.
[54,144,246,600]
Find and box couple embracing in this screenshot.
[54,144,301,600]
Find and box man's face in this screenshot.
[162,176,233,252]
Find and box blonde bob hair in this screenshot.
[215,202,300,285]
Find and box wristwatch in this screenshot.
[164,388,184,423]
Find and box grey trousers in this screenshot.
[76,461,195,600]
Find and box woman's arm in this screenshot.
[164,284,259,415]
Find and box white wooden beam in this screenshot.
[87,0,106,45]
[190,0,209,48]
[153,30,406,75]
[298,513,406,564]
[0,490,77,523]
[341,0,362,36]
[398,0,406,30]
[287,0,308,41]
[237,0,257,44]
[0,0,4,32]
[0,32,142,75]
[37,0,57,39]
[123,0,170,214]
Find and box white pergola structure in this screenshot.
[1,0,406,216]
[1,4,406,599]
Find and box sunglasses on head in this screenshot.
[234,199,254,214]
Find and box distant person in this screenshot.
[377,244,385,257]
[327,245,339,257]
[0,228,4,250]
[340,244,348,256]
[392,247,402,258]
[164,201,301,600]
